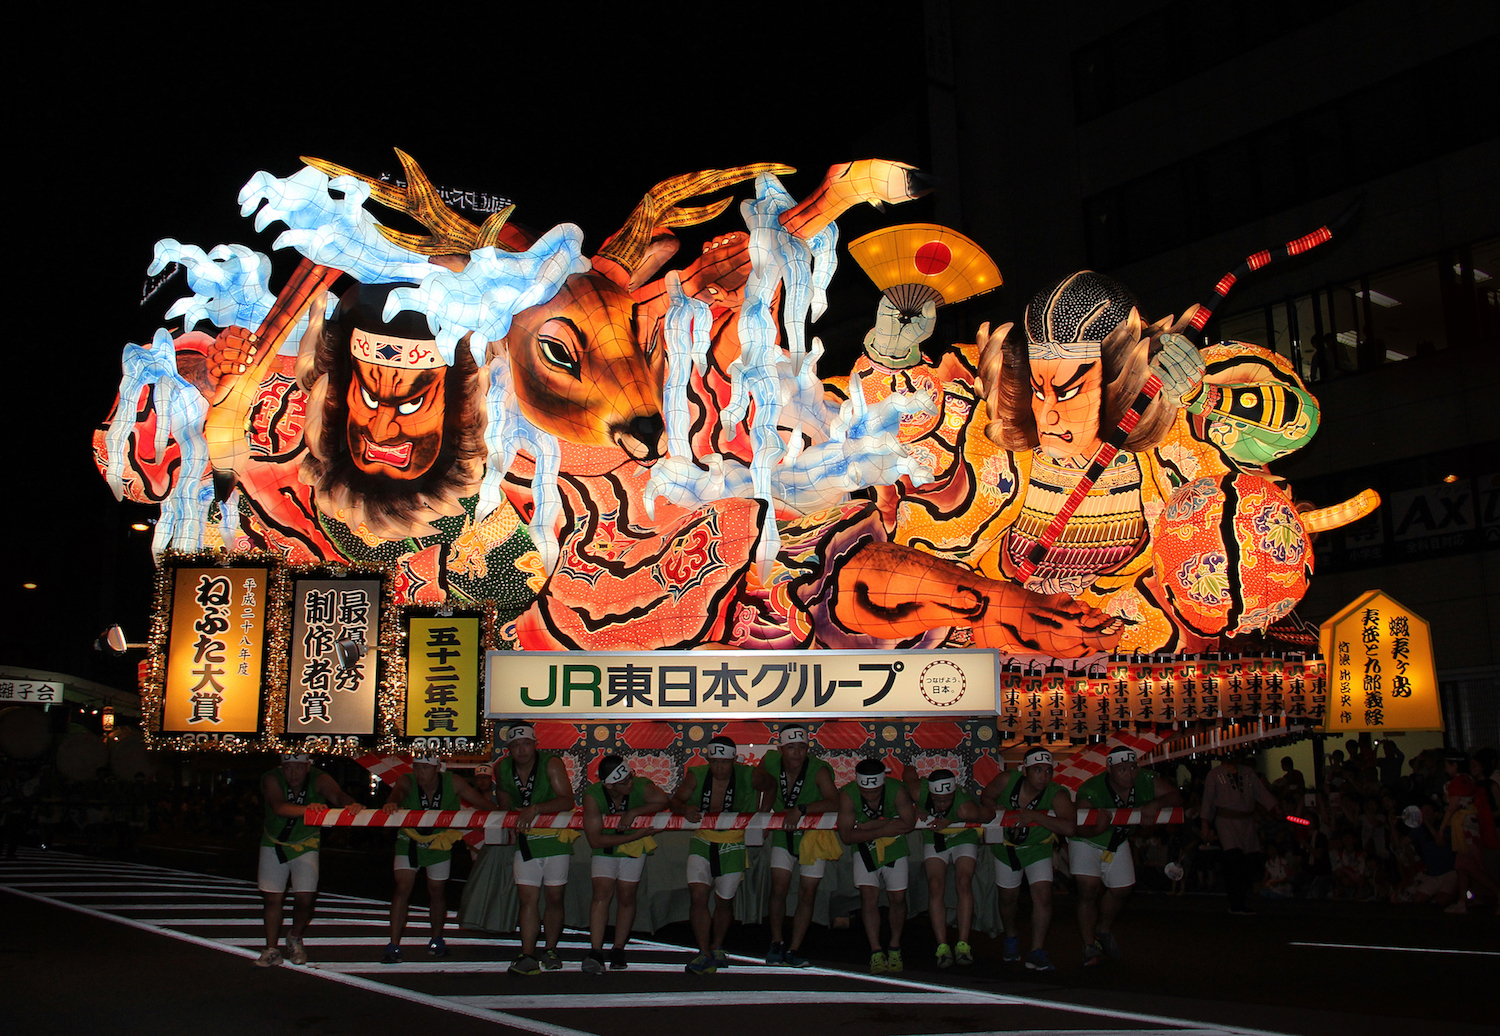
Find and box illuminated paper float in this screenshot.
[97,150,1389,765]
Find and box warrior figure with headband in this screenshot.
[838,758,918,974]
[256,753,365,968]
[379,754,493,964]
[671,736,773,975]
[494,725,578,975]
[980,747,1077,973]
[757,723,840,968]
[1070,746,1181,966]
[904,765,992,969]
[579,754,671,972]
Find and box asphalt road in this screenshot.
[1,845,1492,1036]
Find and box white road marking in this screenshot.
[3,852,1298,1036]
[1289,941,1500,957]
[218,935,539,948]
[317,961,803,976]
[0,884,596,1036]
[451,991,1007,1009]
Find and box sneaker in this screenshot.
[581,950,606,975]
[685,952,717,975]
[1096,931,1121,960]
[1082,943,1104,968]
[427,936,449,959]
[255,947,283,968]
[783,949,811,968]
[766,942,786,966]
[712,948,729,969]
[886,949,903,973]
[935,943,954,969]
[380,943,402,965]
[955,941,973,966]
[1025,948,1056,973]
[509,954,541,977]
[608,947,629,971]
[284,937,307,966]
[869,950,888,974]
[1001,935,1021,963]
[540,949,563,971]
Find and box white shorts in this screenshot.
[514,852,572,887]
[993,852,1054,889]
[258,846,319,894]
[853,853,910,892]
[1069,839,1136,889]
[590,853,647,882]
[769,845,828,879]
[922,842,979,866]
[686,853,744,898]
[394,854,451,881]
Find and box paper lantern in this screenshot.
[847,223,1001,315]
[1152,472,1311,637]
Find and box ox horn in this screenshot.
[301,149,524,255]
[595,163,795,277]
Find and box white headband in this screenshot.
[349,327,443,370]
[780,726,810,745]
[1029,339,1102,362]
[1106,748,1137,765]
[927,776,957,795]
[412,754,441,766]
[604,761,633,784]
[1024,749,1054,768]
[507,725,536,743]
[281,753,311,763]
[705,741,736,760]
[856,769,886,789]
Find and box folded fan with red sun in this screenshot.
[847,223,1001,315]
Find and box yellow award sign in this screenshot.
[405,616,480,737]
[1319,590,1442,732]
[162,566,268,733]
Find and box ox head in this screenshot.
[501,270,667,464]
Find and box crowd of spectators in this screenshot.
[1126,741,1500,914]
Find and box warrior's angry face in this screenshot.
[345,328,448,480]
[1029,356,1103,460]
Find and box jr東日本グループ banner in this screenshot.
[485,649,999,720]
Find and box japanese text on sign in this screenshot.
[287,578,381,735]
[1320,590,1441,732]
[406,617,479,737]
[0,679,62,704]
[487,650,998,720]
[163,567,266,733]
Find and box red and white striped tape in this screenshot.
[1053,730,1166,791]
[303,805,1181,831]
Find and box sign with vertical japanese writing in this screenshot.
[407,617,481,737]
[1319,590,1441,732]
[486,649,999,720]
[163,567,267,733]
[287,578,381,735]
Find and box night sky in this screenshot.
[7,8,957,692]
